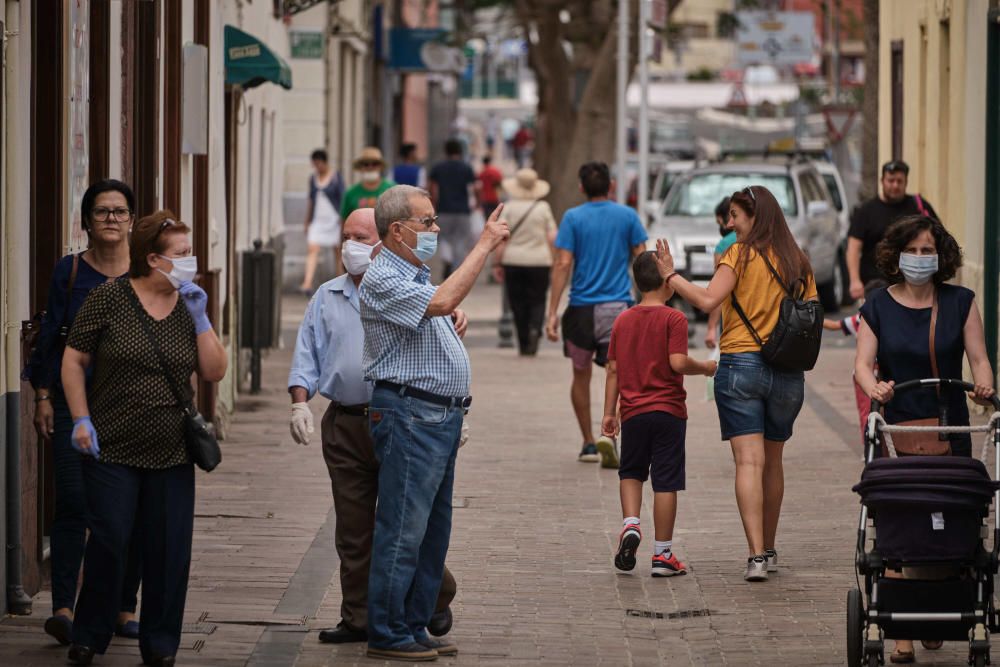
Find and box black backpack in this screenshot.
[729,253,824,373]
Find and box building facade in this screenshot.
[878,0,1000,375]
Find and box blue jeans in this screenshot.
[50,393,141,615]
[714,352,805,442]
[73,460,194,660]
[366,386,464,649]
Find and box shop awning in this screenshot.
[224,25,292,90]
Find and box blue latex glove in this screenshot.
[179,280,212,335]
[71,416,100,458]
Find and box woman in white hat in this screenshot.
[495,169,557,355]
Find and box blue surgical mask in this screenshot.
[396,224,438,263]
[898,253,938,285]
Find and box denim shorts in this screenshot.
[714,352,805,442]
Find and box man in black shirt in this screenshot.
[429,139,477,278]
[847,160,938,300]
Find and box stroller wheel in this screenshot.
[847,588,865,666]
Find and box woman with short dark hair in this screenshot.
[855,216,994,663]
[23,179,143,646]
[62,210,227,666]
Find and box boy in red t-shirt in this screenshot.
[601,251,717,577]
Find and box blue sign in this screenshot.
[389,28,448,71]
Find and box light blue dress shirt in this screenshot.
[360,248,471,397]
[287,274,371,405]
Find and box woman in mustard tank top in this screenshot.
[653,185,818,582]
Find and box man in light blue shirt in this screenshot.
[545,162,648,465]
[287,208,459,646]
[360,185,508,661]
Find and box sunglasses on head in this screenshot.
[882,160,910,175]
[743,186,756,203]
[151,218,178,243]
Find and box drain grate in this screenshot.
[626,608,712,620]
[182,622,218,635]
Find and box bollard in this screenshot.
[250,239,263,394]
[241,239,276,394]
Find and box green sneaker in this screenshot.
[595,436,619,469]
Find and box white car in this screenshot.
[647,157,844,312]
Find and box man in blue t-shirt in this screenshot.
[546,161,648,464]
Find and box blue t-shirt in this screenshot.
[393,163,422,187]
[715,231,737,256]
[555,200,648,306]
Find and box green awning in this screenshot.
[224,25,292,90]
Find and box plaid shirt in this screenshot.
[360,248,471,397]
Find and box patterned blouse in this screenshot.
[66,279,197,468]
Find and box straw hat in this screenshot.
[352,146,385,170]
[502,168,550,199]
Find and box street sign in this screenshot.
[735,11,815,66]
[389,28,466,73]
[290,30,323,59]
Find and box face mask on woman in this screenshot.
[158,255,198,289]
[342,240,381,275]
[898,253,938,286]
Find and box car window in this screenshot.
[665,172,798,217]
[822,174,844,211]
[799,173,822,203]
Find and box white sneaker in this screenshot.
[765,549,778,573]
[595,436,619,469]
[744,555,768,582]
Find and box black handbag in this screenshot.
[729,252,824,373]
[126,288,222,472]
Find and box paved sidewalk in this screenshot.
[0,283,981,665]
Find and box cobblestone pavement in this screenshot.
[0,283,984,665]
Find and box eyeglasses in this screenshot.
[743,186,756,203]
[151,218,178,243]
[882,160,910,175]
[92,207,133,223]
[396,215,439,230]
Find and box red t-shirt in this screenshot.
[478,166,503,204]
[607,305,689,422]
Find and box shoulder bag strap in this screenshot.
[756,250,792,295]
[729,292,765,347]
[57,253,82,339]
[124,285,193,411]
[915,193,929,217]
[506,201,540,241]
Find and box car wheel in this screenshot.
[819,262,843,313]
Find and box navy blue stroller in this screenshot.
[850,379,1000,666]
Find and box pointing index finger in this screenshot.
[489,202,504,222]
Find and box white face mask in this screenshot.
[157,255,198,289]
[360,170,381,184]
[342,240,380,275]
[898,253,938,286]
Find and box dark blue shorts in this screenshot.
[714,352,805,442]
[619,411,686,492]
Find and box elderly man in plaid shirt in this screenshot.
[360,185,509,662]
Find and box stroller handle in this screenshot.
[869,378,1000,413]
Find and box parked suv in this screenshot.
[647,157,843,312]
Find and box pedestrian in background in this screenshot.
[602,251,716,579]
[477,155,503,220]
[546,162,647,466]
[512,124,533,168]
[705,196,735,350]
[301,149,345,294]
[24,180,142,646]
[856,215,995,460]
[62,211,227,666]
[393,143,426,188]
[429,139,478,279]
[287,208,457,646]
[659,186,818,582]
[360,185,508,661]
[847,160,937,300]
[341,147,394,221]
[493,168,556,356]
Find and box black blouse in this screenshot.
[66,279,197,468]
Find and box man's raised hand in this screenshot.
[480,202,510,251]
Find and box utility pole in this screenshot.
[616,0,628,204]
[637,0,651,213]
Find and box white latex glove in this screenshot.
[290,402,314,445]
[459,419,470,449]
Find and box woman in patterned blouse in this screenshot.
[61,210,227,666]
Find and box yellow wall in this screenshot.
[878,0,990,294]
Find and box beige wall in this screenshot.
[878,0,989,290]
[652,0,735,75]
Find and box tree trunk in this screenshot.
[859,0,879,201]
